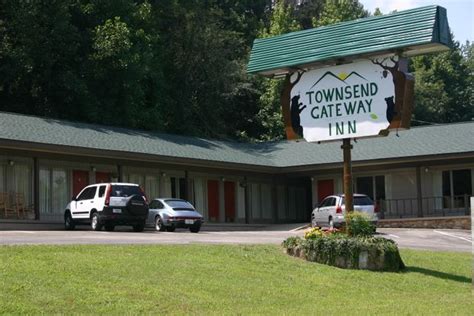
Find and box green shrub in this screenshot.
[281,236,302,249]
[304,227,324,239]
[282,235,405,271]
[345,211,375,237]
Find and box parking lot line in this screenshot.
[388,234,400,239]
[433,230,472,243]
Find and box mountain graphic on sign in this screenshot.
[310,71,367,89]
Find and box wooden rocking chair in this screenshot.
[0,192,17,219]
[13,193,34,219]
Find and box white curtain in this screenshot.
[128,174,145,187]
[39,168,51,214]
[145,175,159,199]
[194,179,206,217]
[52,169,68,214]
[13,164,32,205]
[261,184,273,219]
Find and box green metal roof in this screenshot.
[248,5,451,76]
[0,112,473,171]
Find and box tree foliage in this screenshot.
[410,41,473,125]
[312,0,368,27]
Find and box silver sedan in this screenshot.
[146,198,204,233]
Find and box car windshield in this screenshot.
[341,196,373,206]
[110,185,143,198]
[165,200,195,210]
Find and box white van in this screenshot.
[311,194,378,229]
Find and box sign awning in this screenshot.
[248,5,451,77]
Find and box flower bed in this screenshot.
[283,219,405,272]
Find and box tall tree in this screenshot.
[253,0,300,141]
[411,40,473,125]
[312,0,368,27]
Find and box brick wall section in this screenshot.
[378,216,471,230]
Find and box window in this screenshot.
[165,199,194,209]
[171,177,186,199]
[110,185,143,198]
[320,197,335,208]
[375,176,386,200]
[171,177,177,198]
[150,200,165,209]
[52,169,68,214]
[341,195,374,206]
[452,170,472,196]
[40,167,69,218]
[442,169,472,208]
[0,162,34,219]
[355,175,385,202]
[98,185,106,198]
[88,187,97,199]
[356,177,374,200]
[0,164,5,192]
[77,187,94,201]
[145,176,159,200]
[40,168,51,214]
[179,178,186,199]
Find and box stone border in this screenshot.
[378,216,470,230]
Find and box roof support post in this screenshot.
[341,138,353,214]
[33,157,40,220]
[117,164,123,182]
[184,170,189,201]
[244,176,250,224]
[416,166,423,217]
[271,176,278,223]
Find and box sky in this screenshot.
[359,0,473,44]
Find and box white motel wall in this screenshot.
[0,112,473,224]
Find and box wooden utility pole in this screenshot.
[342,138,353,213]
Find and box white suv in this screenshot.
[64,183,149,232]
[311,194,378,229]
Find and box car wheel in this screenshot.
[104,224,115,232]
[189,224,201,233]
[329,217,334,229]
[166,226,176,232]
[155,216,166,232]
[64,212,75,230]
[91,212,102,231]
[133,223,145,232]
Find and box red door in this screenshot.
[207,180,219,222]
[73,170,89,197]
[95,172,111,184]
[224,181,236,222]
[317,179,334,203]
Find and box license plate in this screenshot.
[185,219,194,225]
[113,209,122,214]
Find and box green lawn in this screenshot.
[0,245,472,315]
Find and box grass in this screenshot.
[0,245,472,315]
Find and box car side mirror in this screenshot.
[72,196,77,201]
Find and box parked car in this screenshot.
[147,198,204,233]
[311,194,378,229]
[64,183,149,232]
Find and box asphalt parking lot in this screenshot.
[0,224,471,252]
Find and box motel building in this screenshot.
[0,111,472,227]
